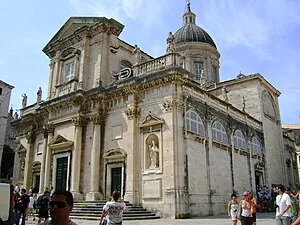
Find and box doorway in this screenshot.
[111,167,122,195]
[55,157,68,191]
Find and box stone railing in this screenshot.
[20,103,39,117]
[55,79,82,97]
[132,53,182,77]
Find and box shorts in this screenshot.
[38,208,49,218]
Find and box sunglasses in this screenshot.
[49,201,68,208]
[243,195,249,197]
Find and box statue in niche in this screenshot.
[22,93,27,108]
[20,158,25,178]
[148,140,159,169]
[37,87,42,102]
[242,96,246,111]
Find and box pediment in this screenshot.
[140,112,164,128]
[103,148,127,159]
[46,17,104,47]
[48,134,73,150]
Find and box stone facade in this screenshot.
[0,80,14,178]
[11,3,299,219]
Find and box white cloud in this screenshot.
[67,0,167,27]
[200,0,300,57]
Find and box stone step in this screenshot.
[70,215,161,221]
[70,201,159,221]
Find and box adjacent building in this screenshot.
[0,80,14,178]
[12,2,299,218]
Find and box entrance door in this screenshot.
[56,157,68,191]
[35,175,40,192]
[111,167,122,195]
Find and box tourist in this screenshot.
[275,184,291,225]
[38,190,77,225]
[27,193,35,221]
[99,191,126,225]
[237,191,253,225]
[37,190,50,223]
[227,193,238,225]
[285,187,298,224]
[249,191,257,225]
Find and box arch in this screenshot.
[262,91,276,119]
[185,109,205,136]
[103,148,127,159]
[120,60,133,70]
[252,136,261,155]
[234,129,247,150]
[212,120,228,144]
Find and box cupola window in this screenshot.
[194,62,203,81]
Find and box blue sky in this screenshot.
[0,0,299,124]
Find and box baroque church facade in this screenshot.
[12,2,299,218]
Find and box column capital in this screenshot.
[26,130,35,144]
[125,106,140,120]
[42,123,54,138]
[72,116,86,127]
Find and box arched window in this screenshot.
[185,110,205,136]
[234,130,247,150]
[263,92,276,119]
[252,137,261,155]
[212,121,228,144]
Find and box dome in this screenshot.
[173,1,217,49]
[174,24,217,48]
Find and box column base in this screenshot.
[124,191,134,203]
[86,192,102,201]
[71,191,84,201]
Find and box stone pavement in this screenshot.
[26,213,276,225]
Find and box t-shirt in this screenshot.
[276,193,291,217]
[103,201,126,224]
[38,220,77,225]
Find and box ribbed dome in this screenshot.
[174,24,217,48]
[174,1,217,49]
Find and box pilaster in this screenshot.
[23,130,35,190]
[44,124,54,191]
[86,114,103,201]
[70,116,86,200]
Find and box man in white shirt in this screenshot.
[276,184,291,225]
[99,191,126,225]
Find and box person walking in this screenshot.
[237,191,253,225]
[285,187,298,224]
[249,191,257,225]
[16,188,30,225]
[227,193,238,225]
[37,190,77,225]
[99,191,126,225]
[275,184,291,225]
[27,194,35,221]
[37,190,50,223]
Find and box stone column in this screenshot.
[23,130,35,190]
[230,127,235,192]
[44,125,54,191]
[71,116,85,200]
[205,115,213,216]
[86,114,103,201]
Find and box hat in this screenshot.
[243,191,250,196]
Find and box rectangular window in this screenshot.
[65,61,75,81]
[194,62,203,81]
[0,87,2,95]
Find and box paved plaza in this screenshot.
[26,213,276,225]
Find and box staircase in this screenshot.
[70,201,160,220]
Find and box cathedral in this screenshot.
[12,2,298,218]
